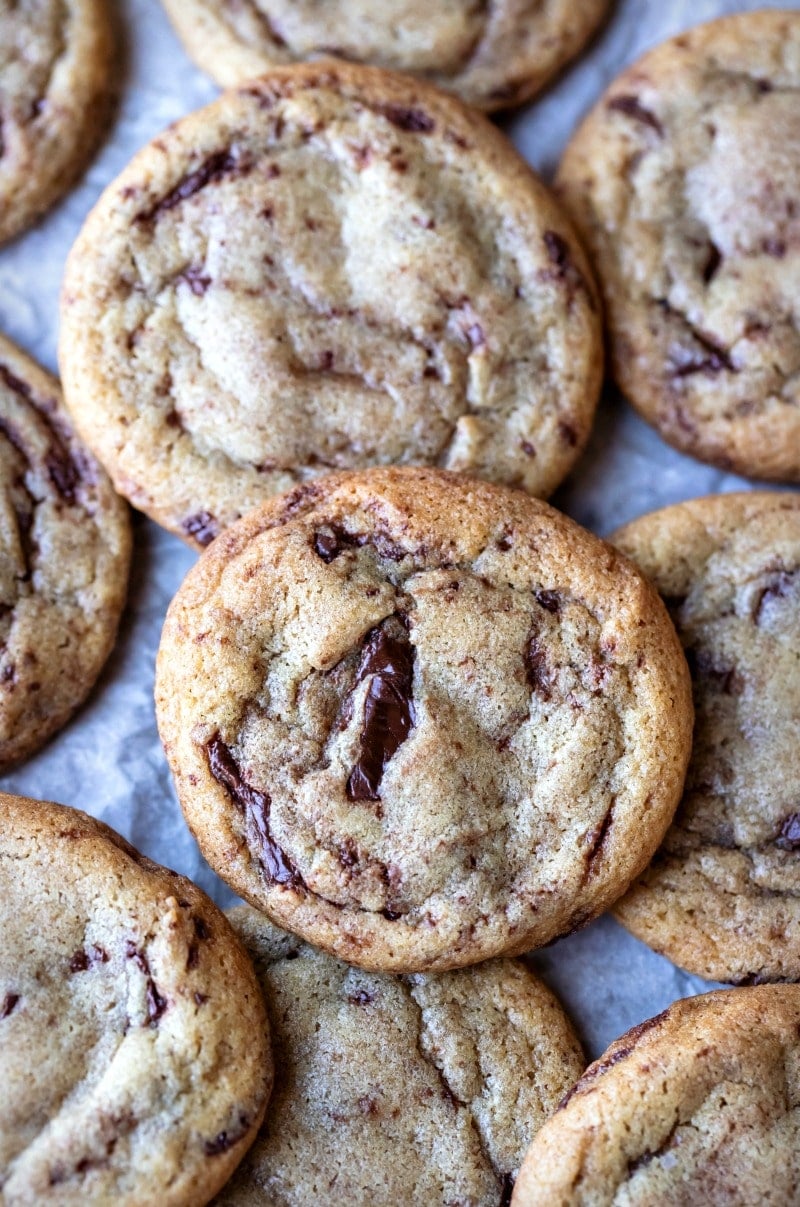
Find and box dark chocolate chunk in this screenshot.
[776,813,800,851]
[204,1114,251,1157]
[583,808,614,879]
[347,989,375,1006]
[376,105,435,134]
[346,621,417,802]
[543,230,572,276]
[536,590,561,614]
[206,734,304,888]
[703,242,723,284]
[125,941,167,1025]
[182,511,219,546]
[135,150,246,223]
[500,1174,516,1207]
[525,635,553,699]
[607,95,664,136]
[754,569,797,622]
[0,992,20,1019]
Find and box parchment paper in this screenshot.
[0,0,795,1061]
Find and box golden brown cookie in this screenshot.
[513,986,800,1206]
[0,332,130,770]
[613,491,800,985]
[215,906,583,1206]
[59,62,602,547]
[155,467,693,973]
[558,11,800,481]
[160,0,610,112]
[0,0,113,244]
[0,792,272,1205]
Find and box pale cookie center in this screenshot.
[686,94,800,258]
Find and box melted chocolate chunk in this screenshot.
[136,150,245,223]
[206,734,304,888]
[346,621,417,802]
[125,942,167,1025]
[525,635,553,699]
[312,525,408,564]
[182,511,219,546]
[0,992,19,1019]
[69,945,108,973]
[584,808,614,878]
[703,242,723,284]
[668,328,735,378]
[347,989,375,1007]
[608,94,664,136]
[776,813,800,851]
[0,368,82,503]
[754,569,798,622]
[536,590,561,614]
[543,230,572,276]
[376,104,435,133]
[204,1114,251,1157]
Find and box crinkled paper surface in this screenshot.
[0,0,795,1060]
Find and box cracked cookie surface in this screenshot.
[155,467,692,972]
[0,0,112,244]
[557,11,800,481]
[0,333,130,770]
[0,792,272,1206]
[160,0,609,112]
[613,492,800,985]
[215,906,583,1207]
[60,62,602,547]
[512,986,800,1206]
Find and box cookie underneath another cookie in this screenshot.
[60,62,602,547]
[215,906,583,1206]
[512,986,800,1206]
[156,467,693,973]
[613,492,800,985]
[558,11,800,481]
[0,332,130,770]
[0,0,113,244]
[0,793,272,1206]
[160,0,609,113]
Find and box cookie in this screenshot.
[0,333,130,770]
[0,792,272,1205]
[557,11,800,482]
[0,0,113,245]
[612,492,800,985]
[160,0,609,113]
[513,985,800,1205]
[59,62,602,548]
[213,905,582,1206]
[155,467,693,973]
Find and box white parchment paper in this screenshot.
[0,0,796,1061]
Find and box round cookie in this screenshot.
[0,333,130,770]
[512,986,800,1206]
[155,467,693,973]
[0,792,272,1205]
[59,62,602,548]
[612,492,800,985]
[557,11,800,482]
[160,0,610,113]
[215,905,583,1206]
[0,0,113,245]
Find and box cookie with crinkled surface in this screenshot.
[155,467,692,973]
[0,792,272,1206]
[59,62,602,548]
[0,0,113,244]
[512,985,800,1206]
[557,11,800,481]
[213,905,583,1206]
[160,0,610,112]
[0,332,130,770]
[613,491,800,985]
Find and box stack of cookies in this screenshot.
[2,2,800,1203]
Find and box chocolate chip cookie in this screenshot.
[0,792,272,1205]
[557,11,800,482]
[0,0,113,244]
[156,467,693,973]
[214,906,582,1206]
[160,0,609,112]
[613,491,800,985]
[0,333,130,770]
[513,985,800,1205]
[59,62,602,548]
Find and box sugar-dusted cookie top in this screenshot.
[0,332,130,769]
[217,905,583,1206]
[513,986,800,1206]
[160,0,610,112]
[156,467,692,972]
[0,0,113,244]
[60,63,602,546]
[614,491,800,984]
[0,793,272,1205]
[558,11,800,481]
